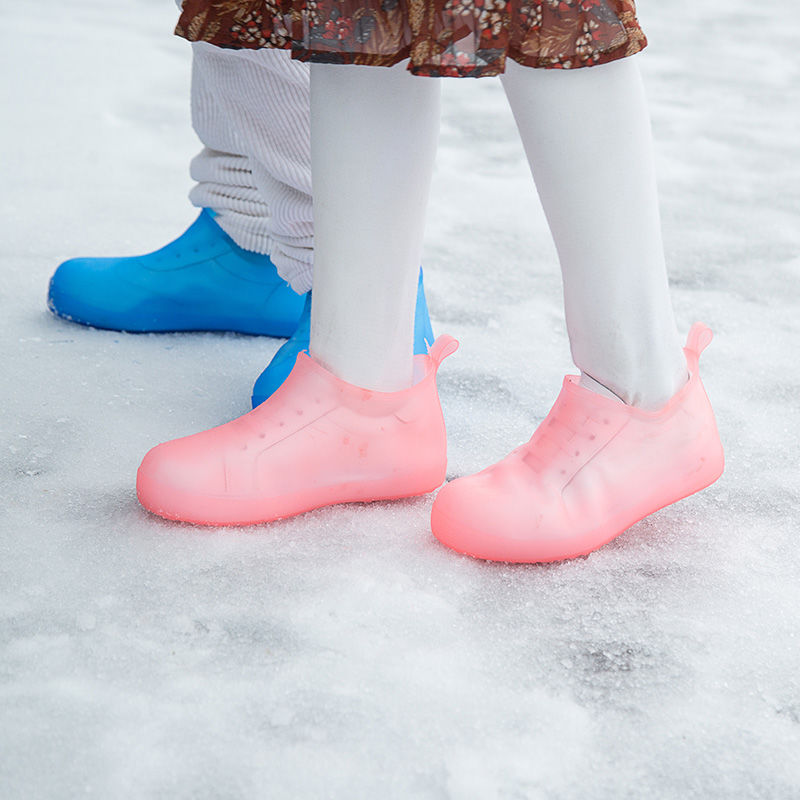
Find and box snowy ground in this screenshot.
[2,1,799,797]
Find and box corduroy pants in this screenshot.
[188,42,313,294]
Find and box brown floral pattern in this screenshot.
[176,0,646,77]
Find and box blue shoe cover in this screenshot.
[251,269,435,407]
[47,209,305,336]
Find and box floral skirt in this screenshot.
[176,0,647,78]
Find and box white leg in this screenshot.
[189,43,314,293]
[501,58,686,409]
[309,63,440,392]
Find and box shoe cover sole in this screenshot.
[137,472,445,527]
[48,289,300,337]
[431,455,724,563]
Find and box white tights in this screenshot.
[309,63,441,392]
[309,58,687,408]
[501,58,686,408]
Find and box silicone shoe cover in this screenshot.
[250,269,436,407]
[431,323,724,563]
[137,335,459,526]
[47,209,304,336]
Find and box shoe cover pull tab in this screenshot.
[685,322,713,359]
[428,335,459,368]
[683,322,713,374]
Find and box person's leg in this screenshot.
[309,63,441,391]
[501,57,686,411]
[136,62,453,525]
[174,0,301,269]
[245,58,438,402]
[187,46,273,255]
[190,44,314,292]
[46,44,307,335]
[430,58,723,562]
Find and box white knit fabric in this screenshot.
[189,42,314,294]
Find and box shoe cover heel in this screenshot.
[685,321,714,365]
[427,334,458,365]
[679,321,725,489]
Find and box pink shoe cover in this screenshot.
[137,335,459,525]
[431,323,724,563]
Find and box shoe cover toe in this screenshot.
[431,474,509,558]
[48,257,144,321]
[137,432,228,520]
[49,258,98,312]
[432,462,574,562]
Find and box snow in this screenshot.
[2,0,799,797]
